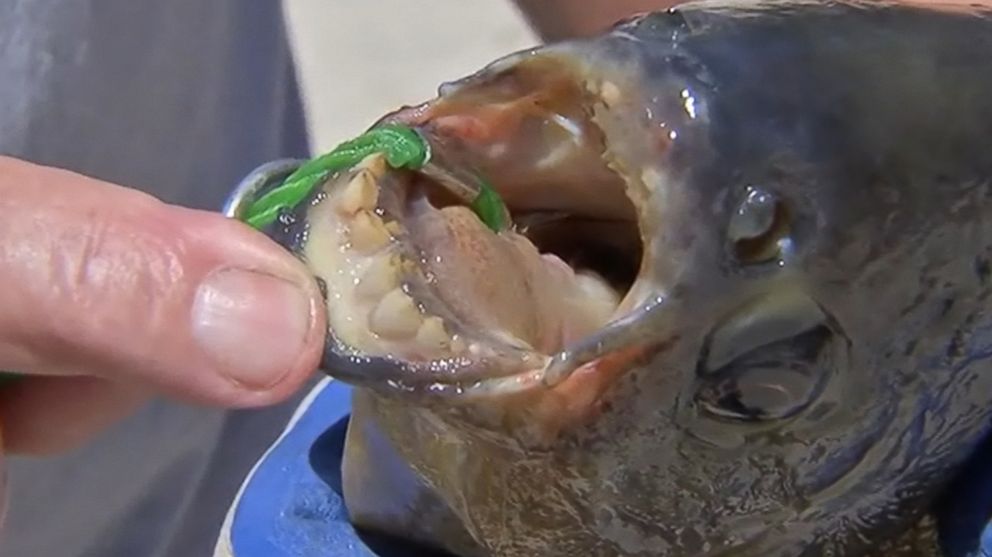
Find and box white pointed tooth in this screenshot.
[415,316,450,351]
[600,81,622,107]
[337,170,379,215]
[450,334,466,354]
[384,220,403,236]
[575,271,621,309]
[356,253,400,299]
[369,288,423,339]
[569,271,621,326]
[349,210,391,253]
[357,153,387,175]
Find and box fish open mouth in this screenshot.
[285,56,661,403]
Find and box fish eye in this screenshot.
[727,186,791,265]
[695,326,834,422]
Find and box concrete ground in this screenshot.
[282,0,538,151]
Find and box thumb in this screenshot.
[0,157,326,407]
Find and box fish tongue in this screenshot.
[405,195,619,354]
[406,199,555,351]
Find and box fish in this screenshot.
[251,1,992,555]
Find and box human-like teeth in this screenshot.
[415,316,450,351]
[356,253,400,299]
[369,288,423,339]
[337,170,379,215]
[357,153,387,175]
[575,271,621,308]
[600,80,622,108]
[349,210,392,252]
[384,221,403,236]
[573,271,621,321]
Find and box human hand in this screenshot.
[512,0,680,41]
[0,156,326,456]
[512,0,992,43]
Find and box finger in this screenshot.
[512,0,676,41]
[0,376,149,455]
[0,157,326,407]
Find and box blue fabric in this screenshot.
[229,381,450,557]
[230,380,992,557]
[936,429,992,557]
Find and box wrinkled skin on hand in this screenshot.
[258,2,992,555]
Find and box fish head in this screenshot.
[244,4,992,555]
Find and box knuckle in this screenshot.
[47,206,189,338]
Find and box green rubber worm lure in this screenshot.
[241,124,508,232]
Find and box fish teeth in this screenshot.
[369,288,423,339]
[337,170,379,216]
[416,316,450,351]
[575,271,621,309]
[600,81,622,108]
[356,253,400,299]
[384,220,403,236]
[349,210,392,253]
[356,153,387,175]
[563,271,621,333]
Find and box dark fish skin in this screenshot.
[277,2,992,556]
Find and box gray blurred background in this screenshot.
[282,0,538,151]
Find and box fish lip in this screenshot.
[539,294,669,385]
[314,294,672,405]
